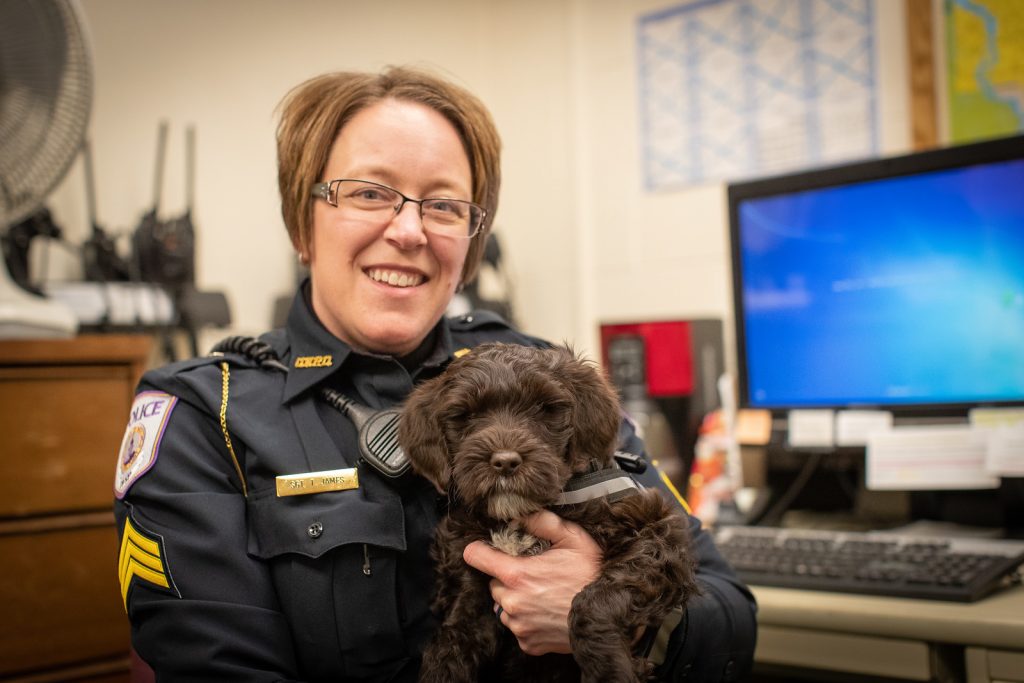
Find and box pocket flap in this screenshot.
[246,485,406,559]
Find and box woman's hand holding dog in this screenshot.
[463,510,601,655]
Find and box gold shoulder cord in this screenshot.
[219,362,248,497]
[651,459,692,514]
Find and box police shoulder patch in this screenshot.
[118,513,179,608]
[114,391,178,499]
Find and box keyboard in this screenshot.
[713,526,1024,602]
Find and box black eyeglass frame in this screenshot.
[311,178,487,239]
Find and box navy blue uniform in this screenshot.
[114,284,756,681]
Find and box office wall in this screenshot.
[570,0,911,361]
[46,0,580,350]
[44,0,912,363]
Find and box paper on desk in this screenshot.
[866,425,999,490]
[985,428,1024,475]
[787,409,834,447]
[835,410,893,446]
[970,407,1024,428]
[736,409,772,445]
[970,408,1024,476]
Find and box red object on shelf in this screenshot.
[599,320,695,396]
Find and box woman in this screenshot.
[114,66,756,681]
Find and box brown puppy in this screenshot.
[399,342,698,683]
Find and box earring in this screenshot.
[298,252,310,265]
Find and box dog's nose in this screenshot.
[490,450,522,474]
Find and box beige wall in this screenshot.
[570,0,910,361]
[45,0,912,365]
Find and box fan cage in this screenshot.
[0,0,93,228]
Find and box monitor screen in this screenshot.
[728,134,1024,413]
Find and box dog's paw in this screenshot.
[489,526,549,556]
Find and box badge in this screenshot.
[114,391,178,499]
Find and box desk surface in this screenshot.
[752,582,1024,650]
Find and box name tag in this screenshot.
[275,468,359,497]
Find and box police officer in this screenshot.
[113,66,756,681]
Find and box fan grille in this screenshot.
[0,0,93,227]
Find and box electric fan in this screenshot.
[0,0,92,338]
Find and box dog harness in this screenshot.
[553,456,644,507]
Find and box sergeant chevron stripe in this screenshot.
[118,516,178,609]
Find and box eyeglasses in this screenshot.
[312,178,486,239]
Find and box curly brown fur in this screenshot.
[399,342,698,683]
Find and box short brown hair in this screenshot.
[276,66,501,285]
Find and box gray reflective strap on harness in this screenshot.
[553,464,642,507]
[549,456,683,669]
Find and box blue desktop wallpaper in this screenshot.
[737,158,1024,408]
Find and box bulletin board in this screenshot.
[636,0,880,189]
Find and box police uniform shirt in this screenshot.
[114,281,757,682]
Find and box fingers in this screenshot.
[463,514,602,657]
[522,510,601,554]
[463,540,514,579]
[489,577,511,614]
[464,513,602,584]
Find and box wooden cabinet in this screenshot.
[0,335,152,682]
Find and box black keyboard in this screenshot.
[713,526,1024,602]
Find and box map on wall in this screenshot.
[637,0,879,190]
[945,0,1024,143]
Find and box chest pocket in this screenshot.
[246,482,406,558]
[246,482,412,679]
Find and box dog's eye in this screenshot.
[441,410,462,426]
[539,399,571,418]
[443,405,481,432]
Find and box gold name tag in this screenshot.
[275,468,359,497]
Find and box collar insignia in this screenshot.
[294,354,333,368]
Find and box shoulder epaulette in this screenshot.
[145,354,232,381]
[207,334,289,372]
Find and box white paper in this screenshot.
[969,407,1024,429]
[866,425,999,490]
[787,409,835,448]
[970,408,1024,476]
[835,410,893,446]
[986,427,1024,476]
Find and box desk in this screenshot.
[752,583,1024,682]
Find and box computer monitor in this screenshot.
[728,134,1024,417]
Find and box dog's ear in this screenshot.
[398,376,451,494]
[556,346,622,471]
